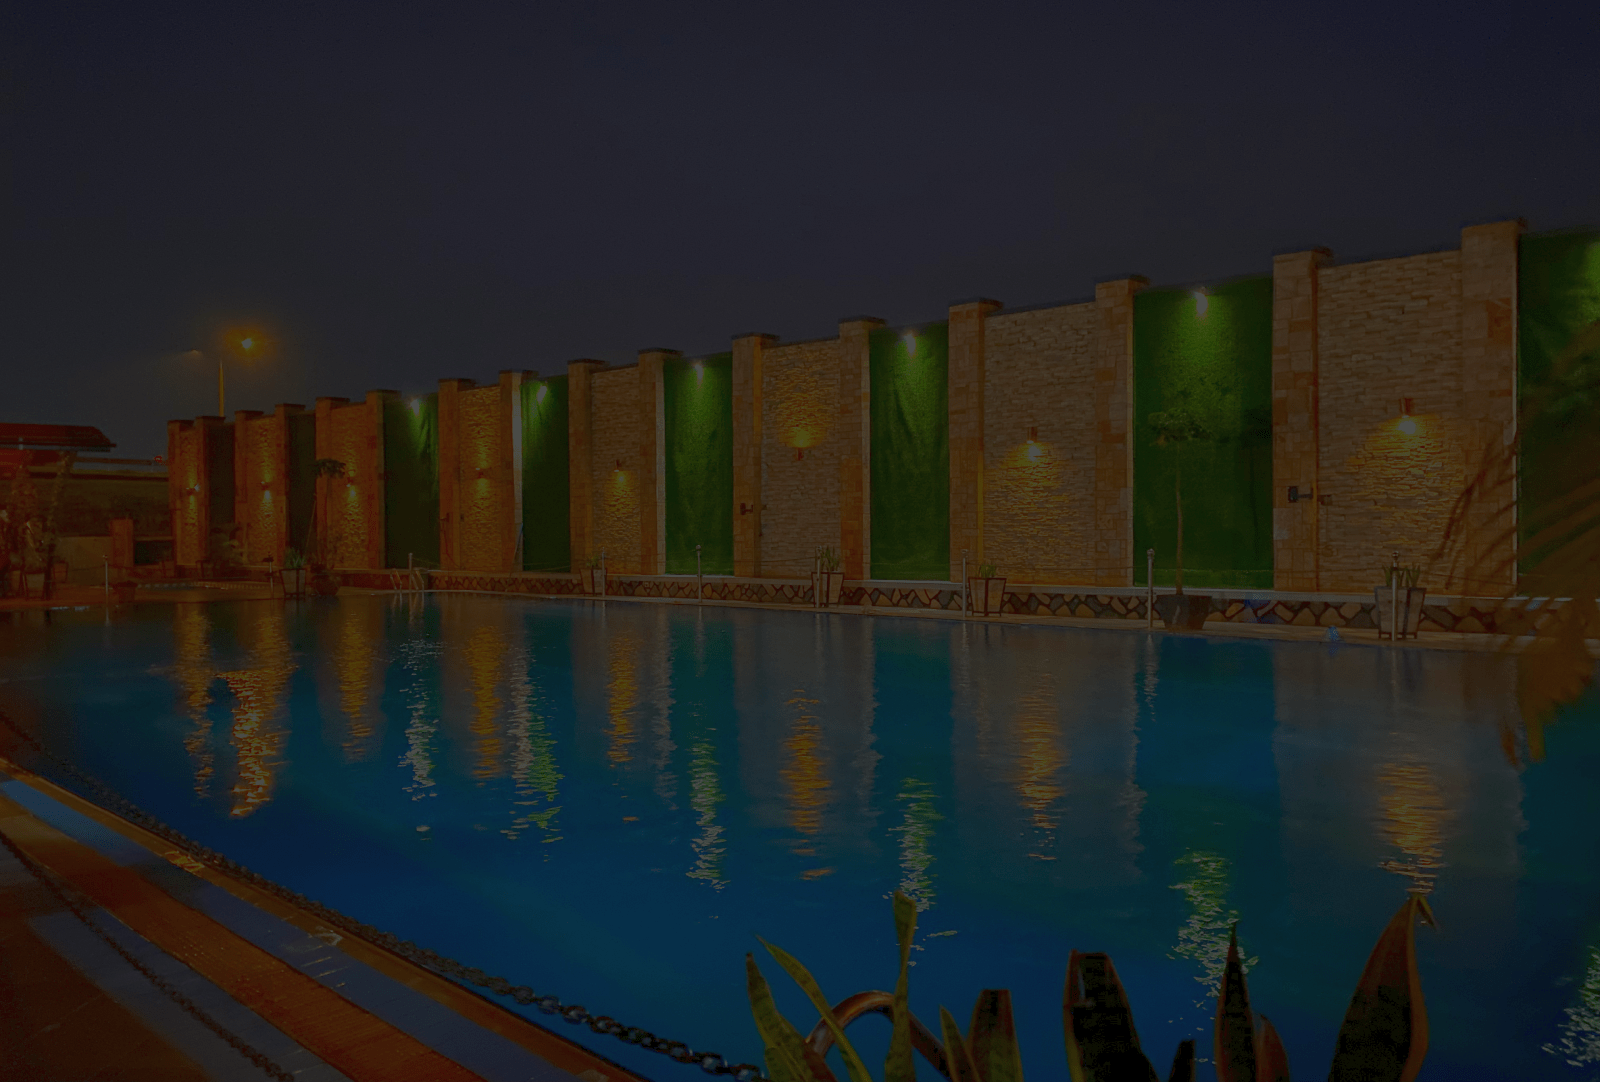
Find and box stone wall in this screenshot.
[322,401,374,569]
[458,384,505,572]
[590,365,644,574]
[760,337,843,577]
[981,302,1099,583]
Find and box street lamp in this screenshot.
[192,331,266,417]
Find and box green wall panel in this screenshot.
[383,394,439,568]
[521,375,570,572]
[1518,227,1600,575]
[287,412,316,556]
[1132,276,1273,589]
[870,322,949,581]
[665,353,733,575]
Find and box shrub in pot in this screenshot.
[282,547,309,599]
[1373,564,1426,639]
[968,562,1006,616]
[815,546,844,607]
[581,556,607,596]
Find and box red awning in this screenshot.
[0,423,115,451]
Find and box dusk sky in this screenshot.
[5,1,1597,458]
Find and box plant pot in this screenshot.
[1373,585,1427,639]
[1156,593,1212,630]
[284,567,308,599]
[311,571,341,597]
[817,570,844,607]
[967,576,1007,617]
[581,567,607,595]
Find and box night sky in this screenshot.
[5,2,1598,458]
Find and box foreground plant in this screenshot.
[747,891,1436,1082]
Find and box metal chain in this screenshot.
[0,713,770,1082]
[0,823,296,1082]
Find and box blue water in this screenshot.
[1,596,1597,1082]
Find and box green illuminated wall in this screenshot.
[870,322,949,580]
[520,375,570,572]
[665,353,733,574]
[383,394,439,568]
[287,412,316,554]
[1519,228,1600,575]
[1132,276,1273,589]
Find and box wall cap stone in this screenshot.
[637,347,683,357]
[730,332,779,342]
[947,297,1003,310]
[838,314,886,326]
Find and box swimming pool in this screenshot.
[1,596,1596,1081]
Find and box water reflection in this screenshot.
[1545,945,1600,1073]
[686,740,727,889]
[464,625,506,779]
[398,639,442,801]
[503,637,563,844]
[1012,674,1063,850]
[332,600,384,762]
[607,629,640,765]
[893,778,940,911]
[1375,760,1453,893]
[781,693,830,854]
[218,606,295,817]
[171,604,215,797]
[1169,850,1253,1006]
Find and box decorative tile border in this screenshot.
[338,569,1530,635]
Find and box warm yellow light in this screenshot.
[903,333,917,357]
[536,383,548,403]
[410,397,422,414]
[694,361,704,382]
[1397,417,1417,435]
[1026,442,1043,461]
[1193,290,1209,317]
[240,337,257,352]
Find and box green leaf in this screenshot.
[885,891,917,1082]
[940,1005,981,1082]
[1213,925,1256,1082]
[758,937,875,1082]
[1062,950,1159,1082]
[747,953,839,1082]
[1328,895,1437,1082]
[967,988,1024,1082]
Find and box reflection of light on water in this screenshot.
[333,602,380,761]
[399,639,441,800]
[892,778,941,911]
[686,740,727,889]
[220,608,295,818]
[1013,683,1063,838]
[503,645,563,844]
[1544,946,1600,1072]
[1170,851,1254,1007]
[1375,760,1453,894]
[464,625,506,779]
[607,631,639,764]
[782,693,830,853]
[172,604,215,797]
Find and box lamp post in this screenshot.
[192,333,263,418]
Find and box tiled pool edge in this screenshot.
[0,755,651,1082]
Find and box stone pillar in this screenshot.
[501,371,531,572]
[232,409,263,563]
[732,334,776,577]
[1459,219,1524,594]
[1272,249,1332,592]
[636,350,677,575]
[436,379,473,571]
[313,398,349,567]
[837,316,884,580]
[567,359,607,570]
[360,392,387,570]
[1091,278,1146,586]
[263,403,304,566]
[110,517,135,570]
[948,298,1002,581]
[165,419,194,566]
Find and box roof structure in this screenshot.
[0,423,115,451]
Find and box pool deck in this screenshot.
[0,751,650,1082]
[6,579,1593,656]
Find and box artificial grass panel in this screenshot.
[383,393,440,568]
[665,353,733,575]
[870,322,950,581]
[521,375,570,572]
[1132,276,1274,590]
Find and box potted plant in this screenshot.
[968,561,1006,617]
[815,545,844,607]
[1148,404,1216,631]
[1374,563,1425,639]
[282,546,309,599]
[581,554,607,596]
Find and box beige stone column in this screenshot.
[313,397,348,568]
[167,420,196,567]
[360,392,387,570]
[1458,219,1524,593]
[732,334,776,577]
[566,359,606,570]
[1272,249,1332,591]
[232,409,263,562]
[1091,278,1146,586]
[948,298,1002,581]
[837,316,884,580]
[436,379,471,571]
[265,403,305,565]
[636,349,678,575]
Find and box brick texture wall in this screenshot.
[458,384,503,572]
[1317,250,1465,591]
[761,338,843,577]
[325,403,372,568]
[982,303,1099,584]
[591,366,643,573]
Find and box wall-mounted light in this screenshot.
[536,383,548,403]
[1027,427,1038,442]
[410,397,422,414]
[1194,289,1209,318]
[694,361,705,382]
[1397,398,1417,435]
[903,333,917,357]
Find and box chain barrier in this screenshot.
[0,713,770,1082]
[0,823,296,1081]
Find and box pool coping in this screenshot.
[0,752,654,1082]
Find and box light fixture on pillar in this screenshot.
[1397,398,1417,435]
[536,383,548,403]
[1193,289,1209,317]
[903,332,917,357]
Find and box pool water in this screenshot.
[1,596,1597,1082]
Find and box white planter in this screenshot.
[1373,586,1427,639]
